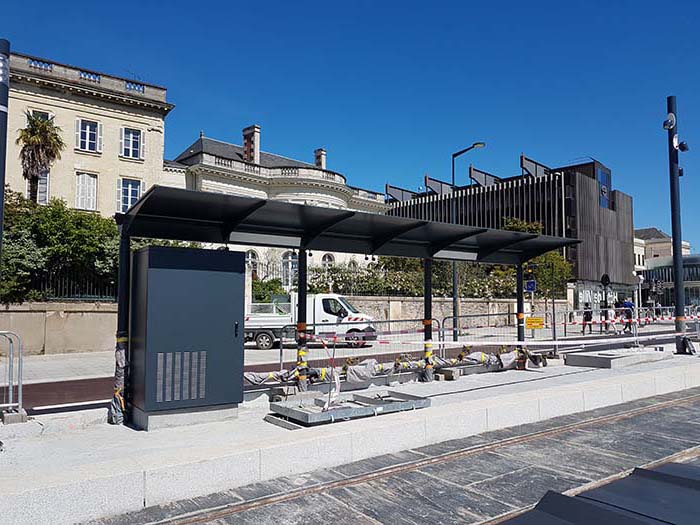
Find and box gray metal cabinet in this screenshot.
[129,246,245,412]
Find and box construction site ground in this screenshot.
[0,344,699,524]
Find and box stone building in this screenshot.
[4,51,387,291]
[170,126,387,287]
[5,52,176,217]
[634,228,691,263]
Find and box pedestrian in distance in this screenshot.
[623,298,634,333]
[582,303,593,335]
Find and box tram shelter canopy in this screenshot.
[118,186,579,264]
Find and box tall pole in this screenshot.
[666,96,687,353]
[0,39,10,271]
[449,142,485,341]
[550,261,557,340]
[423,258,434,382]
[516,263,525,342]
[451,155,458,342]
[296,250,309,390]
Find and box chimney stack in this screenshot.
[242,125,261,164]
[314,148,326,170]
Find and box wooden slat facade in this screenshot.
[388,164,635,287]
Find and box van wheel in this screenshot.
[255,331,275,350]
[346,329,367,348]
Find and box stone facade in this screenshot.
[5,52,174,216]
[174,127,388,283]
[633,228,691,272]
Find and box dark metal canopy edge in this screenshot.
[119,186,580,264]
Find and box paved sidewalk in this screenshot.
[95,388,700,524]
[0,347,699,523]
[0,351,114,385]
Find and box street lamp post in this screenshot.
[451,142,486,342]
[0,39,10,274]
[663,96,690,354]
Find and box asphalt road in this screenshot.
[92,387,700,525]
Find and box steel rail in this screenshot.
[163,391,700,525]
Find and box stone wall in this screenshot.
[0,302,117,356]
[0,296,569,356]
[345,296,570,323]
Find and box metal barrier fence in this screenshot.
[0,332,24,418]
[441,312,559,344]
[253,306,700,374]
[278,318,442,369]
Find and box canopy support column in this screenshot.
[422,258,434,382]
[516,263,525,344]
[296,249,309,391]
[108,227,131,424]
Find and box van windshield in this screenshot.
[339,297,359,314]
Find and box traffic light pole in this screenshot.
[665,96,688,353]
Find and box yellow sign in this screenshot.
[525,317,544,330]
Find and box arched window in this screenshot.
[245,250,259,279]
[282,251,298,287]
[348,259,359,271]
[321,253,335,268]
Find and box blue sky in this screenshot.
[4,1,700,248]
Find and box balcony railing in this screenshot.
[11,53,168,104]
[204,154,347,185]
[351,188,385,203]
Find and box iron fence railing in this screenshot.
[30,268,117,301]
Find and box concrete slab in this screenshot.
[131,403,239,431]
[0,345,699,524]
[564,347,673,369]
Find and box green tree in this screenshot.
[16,112,66,203]
[502,216,572,301]
[252,278,286,302]
[501,217,543,234]
[530,251,573,300]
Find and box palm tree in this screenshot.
[16,111,66,203]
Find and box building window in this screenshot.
[76,119,102,153]
[76,172,97,211]
[120,128,144,159]
[322,253,335,268]
[282,251,298,287]
[26,170,50,205]
[31,110,50,121]
[118,178,141,212]
[246,250,259,277]
[597,167,611,209]
[348,260,359,271]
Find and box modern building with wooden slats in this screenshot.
[387,155,636,307]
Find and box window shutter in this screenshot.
[88,174,97,211]
[140,130,145,160]
[76,173,83,208]
[116,178,122,213]
[119,128,124,157]
[38,171,49,205]
[97,122,103,153]
[75,119,81,149]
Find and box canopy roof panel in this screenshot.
[120,186,580,265]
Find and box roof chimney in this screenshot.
[242,125,260,164]
[314,148,326,170]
